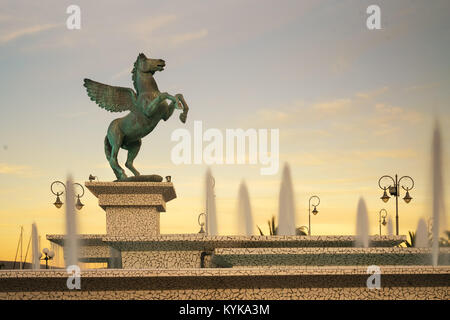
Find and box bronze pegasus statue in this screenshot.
[83,53,189,181]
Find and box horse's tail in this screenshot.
[104,136,112,161]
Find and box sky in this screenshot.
[0,0,449,262]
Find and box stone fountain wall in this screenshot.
[0,266,449,300]
[47,234,414,269]
[49,181,435,270]
[12,181,444,300]
[106,236,449,269]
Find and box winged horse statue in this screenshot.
[83,53,189,181]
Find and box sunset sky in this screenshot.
[0,0,449,262]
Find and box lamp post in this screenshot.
[308,195,320,236]
[50,180,85,210]
[40,248,54,269]
[378,174,414,235]
[378,209,388,236]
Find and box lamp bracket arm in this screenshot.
[309,195,320,207]
[378,175,395,189]
[398,176,414,190]
[50,181,66,196]
[73,183,85,198]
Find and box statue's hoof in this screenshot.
[114,174,163,182]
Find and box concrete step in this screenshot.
[212,247,450,267]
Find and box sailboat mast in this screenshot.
[20,226,23,269]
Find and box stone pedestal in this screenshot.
[85,182,176,237]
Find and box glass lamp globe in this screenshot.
[381,189,390,203]
[403,190,412,204]
[53,195,63,209]
[75,196,84,210]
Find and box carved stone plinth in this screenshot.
[85,182,176,237]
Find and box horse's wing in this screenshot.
[83,78,137,112]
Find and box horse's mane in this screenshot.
[132,53,146,94]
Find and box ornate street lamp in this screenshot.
[308,195,321,236]
[40,248,54,269]
[50,181,85,211]
[378,209,388,236]
[378,174,414,235]
[198,213,206,234]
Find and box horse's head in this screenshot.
[135,53,165,74]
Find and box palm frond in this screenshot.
[296,227,307,236]
[256,225,265,236]
[271,216,277,235]
[404,231,416,247]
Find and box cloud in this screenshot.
[141,14,177,33]
[129,15,207,49]
[284,148,417,167]
[404,82,440,92]
[253,109,292,125]
[244,86,425,138]
[130,14,177,38]
[355,86,389,99]
[0,163,33,176]
[352,149,417,160]
[370,103,424,134]
[0,23,58,45]
[313,98,352,114]
[250,86,389,127]
[170,29,208,46]
[240,100,305,127]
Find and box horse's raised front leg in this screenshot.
[162,93,188,122]
[124,140,142,176]
[175,94,189,123]
[143,92,178,118]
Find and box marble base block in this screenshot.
[85,181,176,237]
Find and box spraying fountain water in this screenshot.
[415,218,429,248]
[237,181,254,236]
[387,216,394,236]
[431,121,447,266]
[355,198,369,247]
[205,169,218,235]
[278,164,296,236]
[65,176,79,267]
[31,223,40,270]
